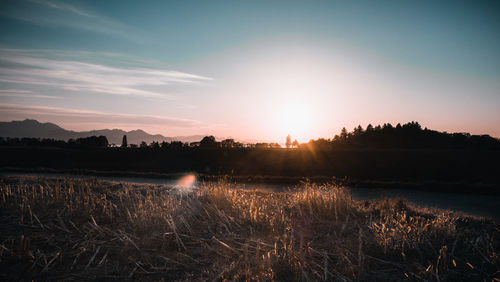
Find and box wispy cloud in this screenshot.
[0,89,62,99]
[0,0,139,40]
[0,89,32,94]
[29,0,94,18]
[176,104,199,110]
[0,49,212,98]
[0,103,204,129]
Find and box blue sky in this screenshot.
[0,0,499,141]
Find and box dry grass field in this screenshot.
[0,176,498,281]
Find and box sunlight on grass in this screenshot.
[0,176,498,280]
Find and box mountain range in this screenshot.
[0,119,210,145]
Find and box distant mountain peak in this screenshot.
[22,119,39,123]
[0,119,212,145]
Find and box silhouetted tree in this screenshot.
[253,142,282,149]
[170,141,183,149]
[150,141,160,149]
[269,143,281,148]
[121,135,127,148]
[190,142,200,147]
[140,141,148,148]
[354,125,364,136]
[340,127,348,141]
[73,136,108,148]
[160,141,169,149]
[286,134,292,149]
[221,139,242,149]
[200,136,218,148]
[292,139,299,148]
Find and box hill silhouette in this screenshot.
[0,119,208,144]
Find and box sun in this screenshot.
[276,103,313,142]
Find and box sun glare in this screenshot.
[276,103,314,142]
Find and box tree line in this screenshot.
[1,121,499,150]
[303,121,500,150]
[2,122,499,181]
[0,136,109,149]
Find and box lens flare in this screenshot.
[175,174,197,190]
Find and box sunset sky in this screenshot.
[0,0,499,142]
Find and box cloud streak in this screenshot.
[0,103,204,129]
[0,89,62,99]
[29,0,94,18]
[1,0,139,40]
[0,49,212,98]
[0,89,32,94]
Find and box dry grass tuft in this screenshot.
[0,176,498,281]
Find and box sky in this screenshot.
[0,0,499,142]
